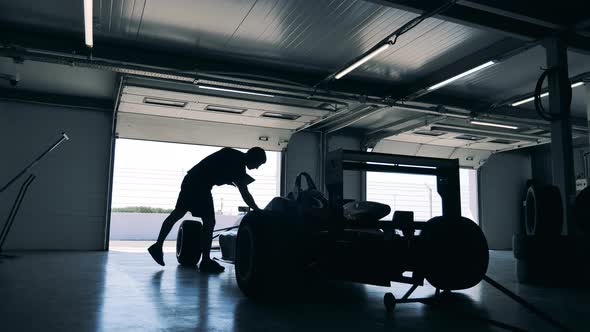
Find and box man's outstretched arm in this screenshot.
[236,182,260,211]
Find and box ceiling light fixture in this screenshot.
[197,85,274,98]
[511,81,585,107]
[470,120,518,130]
[84,0,93,47]
[427,61,496,91]
[334,42,392,80]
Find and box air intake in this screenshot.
[262,112,300,120]
[414,130,447,137]
[143,97,187,108]
[455,134,486,141]
[205,105,245,114]
[488,139,519,145]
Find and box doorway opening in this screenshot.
[109,139,281,252]
[366,169,479,223]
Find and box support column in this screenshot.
[587,83,590,149]
[544,38,576,235]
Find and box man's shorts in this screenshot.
[175,174,214,219]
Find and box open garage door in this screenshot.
[115,82,332,151]
[372,121,548,168]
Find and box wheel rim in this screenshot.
[236,226,254,280]
[525,188,536,235]
[176,227,183,258]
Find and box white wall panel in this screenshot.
[0,100,112,250]
[479,151,531,249]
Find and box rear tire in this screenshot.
[176,220,203,266]
[419,216,489,290]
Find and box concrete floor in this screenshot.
[0,250,588,332]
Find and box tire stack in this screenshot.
[574,186,590,281]
[513,184,586,286]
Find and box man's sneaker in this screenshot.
[199,259,225,273]
[148,243,165,266]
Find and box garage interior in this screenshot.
[1,0,589,331]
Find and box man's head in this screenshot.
[245,147,267,170]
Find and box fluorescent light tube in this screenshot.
[197,85,274,98]
[84,0,93,47]
[470,120,518,130]
[335,42,391,80]
[427,61,495,91]
[511,81,584,106]
[511,93,548,107]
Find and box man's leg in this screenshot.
[199,215,224,273]
[148,208,186,266]
[200,215,215,261]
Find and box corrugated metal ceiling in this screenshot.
[425,46,590,117]
[0,0,587,138]
[428,47,590,114]
[0,0,504,84]
[108,0,505,83]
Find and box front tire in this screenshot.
[235,210,297,298]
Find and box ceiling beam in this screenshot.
[0,24,395,102]
[368,0,590,55]
[455,1,563,29]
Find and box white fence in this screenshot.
[109,212,240,240]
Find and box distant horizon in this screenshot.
[111,139,478,222]
[111,139,281,215]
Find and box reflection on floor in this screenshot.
[109,240,220,253]
[0,250,588,332]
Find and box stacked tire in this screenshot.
[513,184,581,286]
[574,186,590,281]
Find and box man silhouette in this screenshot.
[148,146,266,272]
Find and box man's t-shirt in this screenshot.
[186,147,254,189]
